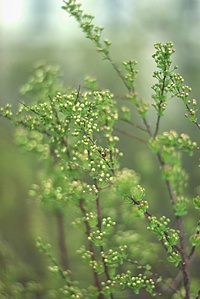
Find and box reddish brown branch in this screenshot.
[177,217,190,299]
[55,210,69,270]
[79,198,104,299]
[94,180,115,299]
[114,127,147,143]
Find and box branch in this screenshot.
[79,198,104,299]
[168,252,196,296]
[155,152,191,297]
[91,162,115,299]
[177,217,190,298]
[128,195,180,255]
[119,117,148,133]
[114,127,147,144]
[55,210,69,270]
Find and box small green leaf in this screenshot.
[193,196,200,209]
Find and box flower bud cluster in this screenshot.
[19,63,60,100]
[114,168,145,200]
[62,0,111,60]
[174,196,189,217]
[147,216,180,255]
[15,67,121,194]
[149,130,196,193]
[152,42,199,127]
[169,74,199,126]
[101,280,116,297]
[0,104,13,119]
[123,59,138,89]
[101,217,116,232]
[15,127,50,160]
[149,130,197,157]
[60,279,88,298]
[100,245,127,268]
[167,251,182,266]
[153,42,174,68]
[76,245,93,264]
[116,270,155,295]
[84,212,98,228]
[29,177,64,204]
[88,229,106,246]
[121,106,131,121]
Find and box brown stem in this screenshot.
[94,180,115,299]
[156,153,190,298]
[157,153,190,297]
[114,126,147,144]
[55,210,69,270]
[79,198,104,299]
[119,117,148,133]
[169,252,196,295]
[157,154,190,299]
[177,217,190,299]
[143,117,153,137]
[128,194,192,298]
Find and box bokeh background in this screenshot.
[0,0,199,298]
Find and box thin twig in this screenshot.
[106,52,134,94]
[114,127,147,143]
[119,117,148,133]
[128,195,180,255]
[18,101,40,116]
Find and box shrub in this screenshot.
[0,1,199,298]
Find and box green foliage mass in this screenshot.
[0,1,199,298]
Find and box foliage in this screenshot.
[0,1,200,298]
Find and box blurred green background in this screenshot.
[0,0,199,297]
